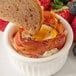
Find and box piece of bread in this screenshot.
[0,0,42,34]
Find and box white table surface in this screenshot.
[0,31,76,76]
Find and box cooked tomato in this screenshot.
[43,11,58,28]
[43,11,65,33]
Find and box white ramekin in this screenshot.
[3,15,73,76]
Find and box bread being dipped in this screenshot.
[0,0,42,34]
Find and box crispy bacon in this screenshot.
[13,30,67,58]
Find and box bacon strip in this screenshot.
[13,30,67,58]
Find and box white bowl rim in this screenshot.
[3,15,73,63]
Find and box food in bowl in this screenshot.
[11,11,68,58]
[4,12,73,76]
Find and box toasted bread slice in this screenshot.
[0,0,42,34]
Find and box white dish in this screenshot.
[3,15,73,76]
[0,32,75,76]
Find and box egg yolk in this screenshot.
[32,24,58,41]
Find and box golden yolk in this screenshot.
[32,24,58,41]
